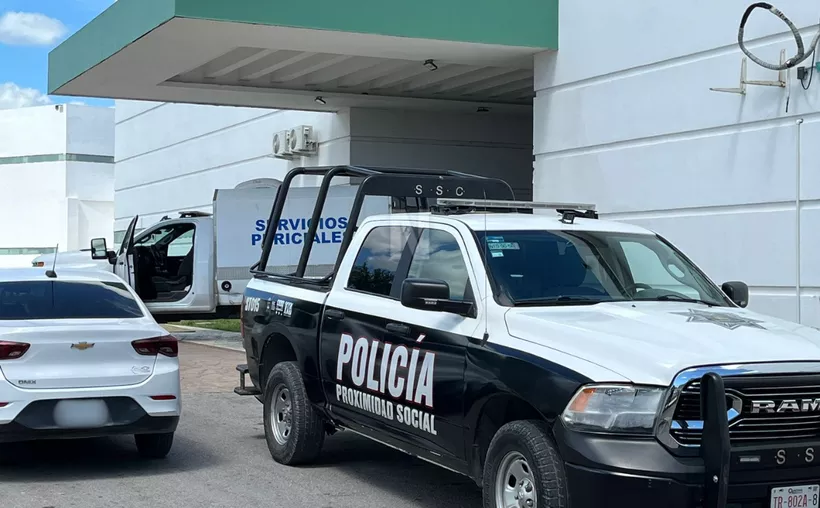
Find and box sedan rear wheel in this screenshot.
[135,432,174,459]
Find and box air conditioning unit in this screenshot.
[272,130,294,160]
[288,125,317,155]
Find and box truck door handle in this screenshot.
[325,309,345,320]
[386,322,411,337]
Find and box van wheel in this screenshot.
[482,420,568,508]
[263,361,325,465]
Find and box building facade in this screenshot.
[51,0,820,325]
[113,101,532,239]
[0,104,115,267]
[533,1,820,326]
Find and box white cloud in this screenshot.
[0,12,67,46]
[0,83,51,109]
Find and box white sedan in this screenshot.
[0,267,181,458]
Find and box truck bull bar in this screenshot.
[251,165,515,282]
[700,372,730,508]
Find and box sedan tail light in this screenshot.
[0,341,30,360]
[132,335,178,358]
[150,395,177,401]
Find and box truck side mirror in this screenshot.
[721,281,749,308]
[90,238,109,260]
[400,278,474,317]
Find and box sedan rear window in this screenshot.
[0,280,144,320]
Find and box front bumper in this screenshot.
[556,373,820,508]
[557,424,820,507]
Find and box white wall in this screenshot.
[114,101,533,233]
[0,105,67,157]
[114,101,345,231]
[0,105,114,266]
[0,160,67,267]
[66,159,116,250]
[67,105,115,157]
[533,1,820,324]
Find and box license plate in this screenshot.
[53,399,110,429]
[771,485,820,508]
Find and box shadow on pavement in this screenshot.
[300,431,482,507]
[0,432,221,483]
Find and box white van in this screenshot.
[34,184,390,321]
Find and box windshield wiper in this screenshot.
[638,294,718,307]
[513,296,611,307]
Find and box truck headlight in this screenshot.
[561,385,666,435]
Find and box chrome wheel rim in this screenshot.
[270,384,292,445]
[495,451,536,508]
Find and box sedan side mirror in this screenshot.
[400,278,474,317]
[722,281,749,308]
[90,238,109,260]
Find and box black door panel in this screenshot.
[321,306,467,459]
[319,223,480,463]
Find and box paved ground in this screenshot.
[0,343,481,508]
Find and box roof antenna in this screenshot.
[480,188,490,346]
[45,243,58,278]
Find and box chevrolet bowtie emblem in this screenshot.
[71,342,95,351]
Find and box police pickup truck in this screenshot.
[236,165,820,508]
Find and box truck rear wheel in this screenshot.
[482,420,568,508]
[263,361,325,465]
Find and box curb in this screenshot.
[181,339,245,353]
[164,325,241,339]
[164,324,236,333]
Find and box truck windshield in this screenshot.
[475,230,729,307]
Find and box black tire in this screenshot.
[482,420,568,508]
[263,361,325,465]
[135,432,174,459]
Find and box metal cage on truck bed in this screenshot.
[251,165,516,284]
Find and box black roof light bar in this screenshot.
[433,198,599,221]
[254,165,515,281]
[179,211,212,218]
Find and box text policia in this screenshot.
[251,216,349,246]
[335,333,438,436]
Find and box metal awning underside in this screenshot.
[49,0,557,113]
[171,47,536,105]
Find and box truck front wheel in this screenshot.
[482,420,568,508]
[263,361,325,465]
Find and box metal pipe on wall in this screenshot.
[796,117,804,323]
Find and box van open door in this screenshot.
[114,216,139,290]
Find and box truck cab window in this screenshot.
[167,229,194,257]
[407,228,472,301]
[347,226,413,297]
[618,240,700,299]
[132,223,196,303]
[135,226,175,247]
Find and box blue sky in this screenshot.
[0,0,114,109]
